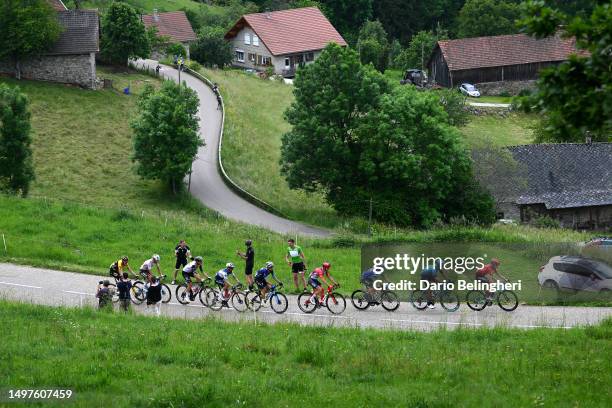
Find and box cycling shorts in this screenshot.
[140,269,151,279]
[215,277,226,287]
[175,258,188,269]
[255,276,268,289]
[308,278,321,289]
[291,262,305,273]
[182,270,195,283]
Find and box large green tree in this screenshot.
[100,2,150,66]
[456,0,521,38]
[131,82,202,193]
[319,0,373,45]
[281,44,493,226]
[357,20,389,72]
[518,0,611,142]
[0,0,62,79]
[394,30,447,71]
[0,84,35,196]
[191,26,234,68]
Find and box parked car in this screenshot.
[583,237,612,249]
[400,69,428,87]
[459,83,480,97]
[538,256,612,292]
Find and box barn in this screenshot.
[427,33,583,90]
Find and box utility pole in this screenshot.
[368,197,373,238]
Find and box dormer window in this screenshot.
[244,33,251,45]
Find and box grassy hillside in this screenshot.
[1,301,611,407]
[200,68,536,229]
[79,0,206,13]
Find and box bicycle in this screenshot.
[176,277,213,306]
[410,281,460,312]
[466,279,519,311]
[132,274,172,305]
[107,275,140,305]
[351,287,400,311]
[245,283,289,314]
[297,284,346,314]
[207,283,248,312]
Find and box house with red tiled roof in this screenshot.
[142,10,196,59]
[224,7,347,77]
[427,33,583,92]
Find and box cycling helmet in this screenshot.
[245,239,252,246]
[491,258,501,266]
[226,262,235,269]
[322,262,331,270]
[194,256,203,263]
[121,256,129,262]
[152,254,161,263]
[266,261,274,269]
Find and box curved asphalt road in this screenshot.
[2,263,611,332]
[134,60,330,238]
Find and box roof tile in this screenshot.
[47,10,99,55]
[142,11,196,43]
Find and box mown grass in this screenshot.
[1,300,611,407]
[79,0,207,12]
[199,68,536,230]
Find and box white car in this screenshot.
[538,256,612,293]
[459,83,480,97]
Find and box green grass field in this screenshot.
[1,300,610,407]
[199,68,536,229]
[79,0,206,12]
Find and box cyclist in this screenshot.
[420,258,447,309]
[140,254,163,284]
[109,256,135,280]
[172,240,191,285]
[361,267,378,296]
[182,256,209,300]
[215,263,242,306]
[285,238,307,292]
[237,239,255,291]
[254,261,282,302]
[476,258,508,303]
[305,263,332,306]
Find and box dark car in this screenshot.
[400,69,428,87]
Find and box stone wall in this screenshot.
[0,53,96,89]
[477,80,537,96]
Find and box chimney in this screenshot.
[153,9,159,22]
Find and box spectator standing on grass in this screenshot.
[146,277,162,316]
[172,240,191,285]
[237,239,255,290]
[96,280,112,310]
[116,273,132,312]
[285,238,307,292]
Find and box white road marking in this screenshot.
[63,290,94,296]
[0,281,42,289]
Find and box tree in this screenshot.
[131,82,202,193]
[100,2,150,66]
[191,26,234,68]
[357,20,389,72]
[319,0,373,45]
[0,0,62,79]
[517,0,612,142]
[166,43,187,59]
[457,0,521,38]
[0,84,35,196]
[394,30,446,71]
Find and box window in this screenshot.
[284,58,290,68]
[262,56,271,66]
[305,52,314,62]
[244,33,251,45]
[248,53,256,63]
[253,34,259,46]
[496,212,504,219]
[236,50,245,62]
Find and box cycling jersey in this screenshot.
[215,268,233,285]
[476,264,496,277]
[175,245,191,262]
[287,246,303,263]
[140,258,155,272]
[421,266,438,280]
[309,267,324,280]
[183,261,202,275]
[255,267,275,280]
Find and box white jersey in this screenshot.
[140,258,155,271]
[215,268,232,280]
[183,261,200,274]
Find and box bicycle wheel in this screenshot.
[108,283,120,304]
[270,292,289,314]
[325,292,346,314]
[410,290,429,310]
[206,289,223,311]
[231,292,247,312]
[175,285,191,305]
[381,291,400,311]
[198,287,210,307]
[497,290,519,312]
[350,290,370,310]
[440,291,460,312]
[297,292,317,313]
[131,281,146,304]
[161,284,172,304]
[246,292,262,311]
[466,290,487,311]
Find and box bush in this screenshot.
[499,90,511,97]
[185,60,201,72]
[533,215,561,229]
[438,89,469,127]
[166,43,187,59]
[191,26,234,68]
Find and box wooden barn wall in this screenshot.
[450,61,562,85]
[427,48,451,87]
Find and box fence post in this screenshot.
[2,234,6,254]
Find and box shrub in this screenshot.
[185,60,201,72]
[533,215,561,229]
[438,89,469,127]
